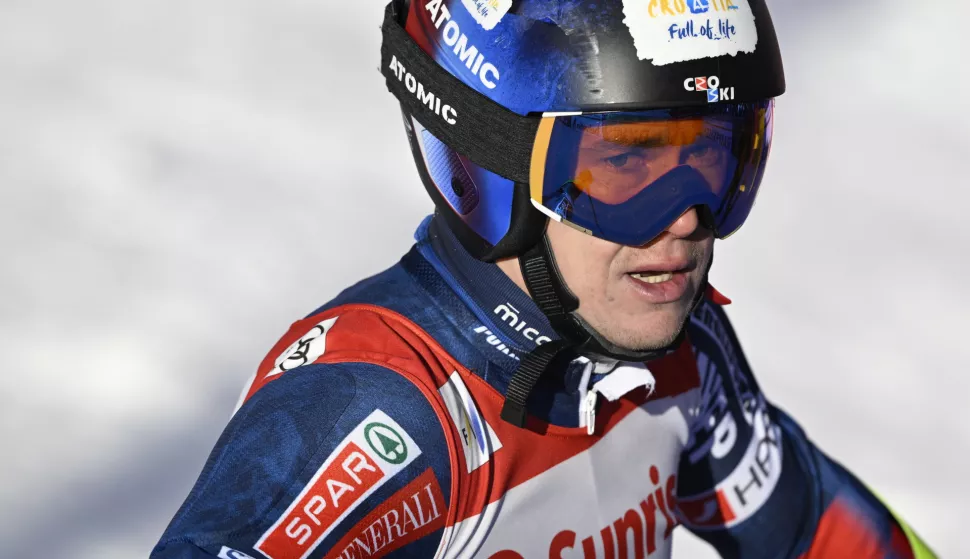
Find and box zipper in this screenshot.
[580,361,657,436]
[584,389,599,436]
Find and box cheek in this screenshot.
[546,221,620,297]
[700,236,716,264]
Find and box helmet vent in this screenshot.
[421,129,480,215]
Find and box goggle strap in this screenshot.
[380,3,538,184]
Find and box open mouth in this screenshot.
[625,265,692,303]
[629,271,675,284]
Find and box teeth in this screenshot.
[631,272,674,284]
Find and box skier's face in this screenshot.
[502,208,714,351]
[552,208,714,350]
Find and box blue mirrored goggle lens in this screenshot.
[539,100,774,246]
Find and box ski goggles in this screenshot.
[381,3,776,247]
[530,102,774,246]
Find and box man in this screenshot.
[152,1,936,557]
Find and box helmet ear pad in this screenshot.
[400,106,546,263]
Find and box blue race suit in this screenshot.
[152,215,934,559]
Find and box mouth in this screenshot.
[630,271,676,284]
[625,261,694,303]
[627,258,692,280]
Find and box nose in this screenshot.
[664,206,702,239]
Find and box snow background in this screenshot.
[1,0,967,557]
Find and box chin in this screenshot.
[627,329,685,353]
[599,310,690,353]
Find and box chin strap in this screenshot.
[500,340,576,427]
[500,229,703,428]
[518,233,587,342]
[499,233,583,427]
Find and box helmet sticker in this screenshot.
[461,0,513,31]
[621,0,759,66]
[423,0,503,89]
[684,75,736,103]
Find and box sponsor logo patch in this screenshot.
[365,421,409,465]
[493,303,552,346]
[323,468,446,559]
[684,75,735,103]
[439,371,503,473]
[676,404,782,530]
[267,316,339,378]
[621,0,759,66]
[255,410,421,559]
[676,303,781,529]
[489,465,678,558]
[472,325,519,361]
